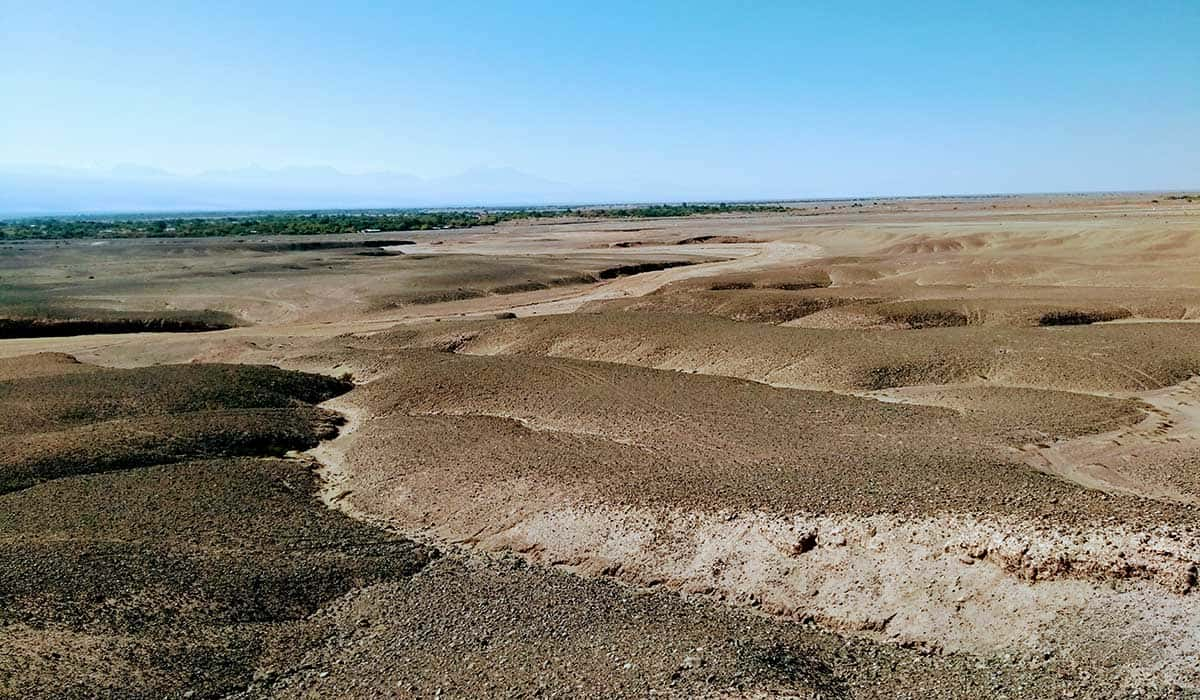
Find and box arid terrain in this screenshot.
[3,193,1200,698]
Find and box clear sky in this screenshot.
[3,0,1198,202]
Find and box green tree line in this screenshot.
[0,203,789,240]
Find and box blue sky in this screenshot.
[2,1,1198,204]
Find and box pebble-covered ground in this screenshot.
[3,355,1190,699]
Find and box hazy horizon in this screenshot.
[5,162,1195,218]
[4,2,1198,213]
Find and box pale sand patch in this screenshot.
[343,467,1200,685]
[1018,376,1200,504]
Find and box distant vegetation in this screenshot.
[0,203,789,240]
[574,203,788,219]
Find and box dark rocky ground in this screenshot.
[0,456,432,699]
[252,551,1200,700]
[0,357,352,492]
[0,354,1194,699]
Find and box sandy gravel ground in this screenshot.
[3,193,1200,697]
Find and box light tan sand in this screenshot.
[6,193,1200,692]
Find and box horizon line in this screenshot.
[3,188,1197,221]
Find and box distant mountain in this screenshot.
[433,166,567,199]
[0,164,583,215]
[109,163,173,178]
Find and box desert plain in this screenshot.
[3,193,1200,698]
